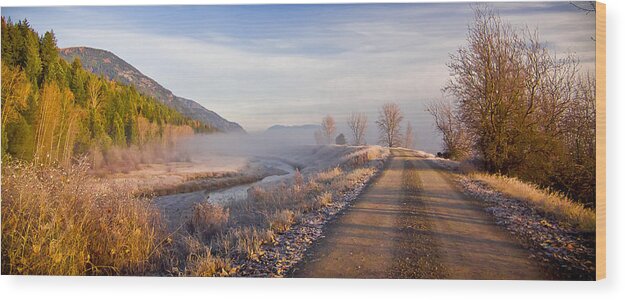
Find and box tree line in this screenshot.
[427,7,596,207]
[1,18,215,167]
[314,102,416,149]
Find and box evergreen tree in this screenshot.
[1,18,213,166]
[39,30,60,83]
[335,133,347,145]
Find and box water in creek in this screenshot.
[206,159,295,204]
[154,158,296,229]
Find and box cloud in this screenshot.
[1,3,597,153]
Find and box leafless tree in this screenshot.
[444,7,528,172]
[320,115,336,144]
[570,1,596,14]
[347,112,368,146]
[426,100,471,159]
[314,130,324,145]
[403,122,415,149]
[376,103,403,148]
[443,5,597,205]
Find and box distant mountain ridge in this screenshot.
[59,47,245,133]
[266,124,321,131]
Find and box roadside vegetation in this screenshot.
[1,160,166,275]
[180,146,387,276]
[427,7,597,208]
[469,172,595,232]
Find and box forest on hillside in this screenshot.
[1,18,215,168]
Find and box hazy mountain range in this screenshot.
[265,124,321,132]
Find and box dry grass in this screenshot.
[1,161,166,275]
[148,172,265,197]
[213,227,275,261]
[293,168,304,186]
[315,191,333,208]
[316,167,342,184]
[340,146,389,168]
[212,164,377,262]
[185,248,234,277]
[1,145,386,276]
[186,203,229,242]
[268,209,299,233]
[470,172,596,232]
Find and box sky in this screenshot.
[1,2,596,152]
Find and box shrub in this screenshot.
[293,168,304,186]
[186,249,234,277]
[315,192,333,208]
[214,227,274,261]
[268,209,298,233]
[316,167,342,184]
[335,133,347,145]
[458,159,480,174]
[186,203,229,242]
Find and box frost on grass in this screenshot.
[1,161,166,275]
[458,175,596,280]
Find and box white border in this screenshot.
[0,1,623,299]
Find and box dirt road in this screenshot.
[290,149,550,279]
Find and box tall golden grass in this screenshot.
[470,172,596,232]
[1,160,166,275]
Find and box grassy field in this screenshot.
[1,146,388,276]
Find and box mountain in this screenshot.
[263,124,320,145]
[59,47,245,133]
[266,124,321,132]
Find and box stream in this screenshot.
[206,159,295,204]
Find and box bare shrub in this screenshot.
[186,249,234,277]
[315,192,333,208]
[458,160,480,174]
[1,161,165,275]
[186,203,229,242]
[293,168,304,186]
[443,6,597,205]
[268,209,299,233]
[215,227,274,261]
[304,180,323,200]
